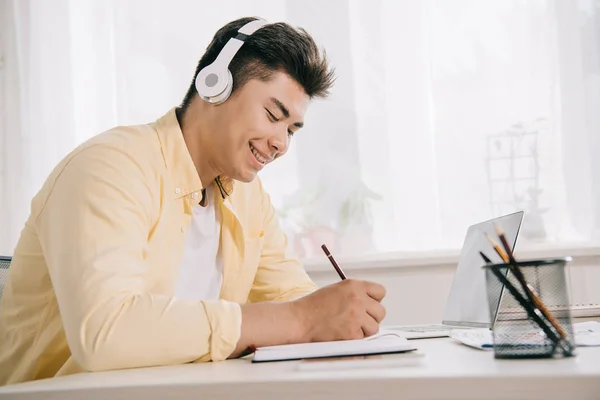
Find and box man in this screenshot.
[0,17,386,385]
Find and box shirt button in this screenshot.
[174,188,181,194]
[191,192,199,200]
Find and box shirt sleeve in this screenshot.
[247,179,318,303]
[35,144,241,372]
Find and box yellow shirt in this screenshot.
[0,108,317,385]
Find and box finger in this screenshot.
[361,313,380,338]
[366,300,387,323]
[352,326,365,340]
[364,281,386,302]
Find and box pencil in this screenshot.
[479,251,492,264]
[321,244,347,280]
[494,223,517,264]
[485,232,510,263]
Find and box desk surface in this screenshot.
[2,338,600,400]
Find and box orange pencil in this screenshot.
[494,223,517,263]
[485,232,510,263]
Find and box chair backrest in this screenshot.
[0,256,11,304]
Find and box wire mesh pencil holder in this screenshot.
[483,258,576,359]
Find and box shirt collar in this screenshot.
[152,108,234,200]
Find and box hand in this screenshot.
[292,279,387,342]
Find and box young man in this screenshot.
[0,17,386,385]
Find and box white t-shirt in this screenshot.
[174,187,223,301]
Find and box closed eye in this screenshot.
[266,108,294,137]
[266,109,279,122]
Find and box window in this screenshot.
[2,0,599,261]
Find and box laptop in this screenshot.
[386,211,524,339]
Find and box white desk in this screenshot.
[1,338,599,400]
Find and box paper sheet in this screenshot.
[450,321,600,350]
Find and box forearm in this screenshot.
[64,294,241,371]
[229,301,306,358]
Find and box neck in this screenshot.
[176,101,222,188]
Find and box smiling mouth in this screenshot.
[249,144,269,166]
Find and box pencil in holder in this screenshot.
[483,258,576,359]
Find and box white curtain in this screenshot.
[1,0,599,260]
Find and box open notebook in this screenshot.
[252,331,417,363]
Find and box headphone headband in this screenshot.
[195,19,269,105]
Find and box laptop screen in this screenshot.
[441,211,524,328]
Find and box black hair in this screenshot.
[180,17,335,111]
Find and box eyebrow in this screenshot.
[270,97,304,128]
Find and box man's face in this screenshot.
[209,71,309,183]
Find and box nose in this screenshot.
[268,127,289,156]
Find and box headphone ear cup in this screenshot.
[206,69,233,105]
[195,64,229,103]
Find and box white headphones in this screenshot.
[195,19,269,105]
